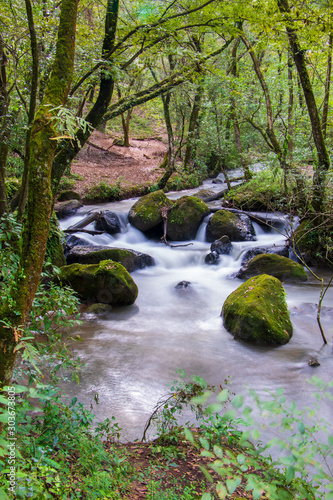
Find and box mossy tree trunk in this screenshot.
[277,0,330,212]
[0,0,79,388]
[0,34,9,216]
[51,0,120,195]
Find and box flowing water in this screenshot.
[59,182,333,443]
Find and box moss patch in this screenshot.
[167,196,210,241]
[128,190,174,232]
[237,253,307,282]
[206,210,254,242]
[58,260,138,305]
[222,274,293,345]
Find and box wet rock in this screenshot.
[66,245,155,272]
[240,245,289,266]
[206,209,255,242]
[95,211,121,235]
[128,190,174,233]
[175,281,191,289]
[57,260,138,306]
[167,196,210,241]
[236,254,307,283]
[212,178,223,184]
[65,234,93,249]
[205,251,220,265]
[211,235,233,255]
[308,357,320,367]
[85,303,113,314]
[54,199,82,219]
[222,274,293,345]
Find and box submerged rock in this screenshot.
[211,235,233,255]
[222,274,293,345]
[206,210,255,242]
[236,253,307,282]
[85,303,113,314]
[66,245,154,272]
[58,260,138,306]
[175,281,191,289]
[128,190,174,233]
[167,196,210,241]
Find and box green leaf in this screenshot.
[199,465,213,483]
[221,409,236,421]
[232,394,243,409]
[237,453,245,465]
[217,389,229,403]
[298,421,305,435]
[226,477,241,494]
[286,465,295,483]
[328,435,333,447]
[200,437,210,450]
[216,483,228,498]
[184,427,195,444]
[206,403,222,414]
[252,428,261,440]
[201,493,213,500]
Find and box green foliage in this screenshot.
[84,178,123,202]
[186,377,333,499]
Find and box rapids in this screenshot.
[59,185,333,443]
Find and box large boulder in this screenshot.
[236,253,307,282]
[222,274,293,345]
[58,260,138,305]
[167,196,210,241]
[128,190,174,233]
[95,211,121,235]
[206,210,255,242]
[66,245,154,272]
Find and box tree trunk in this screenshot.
[229,38,252,181]
[322,33,332,140]
[277,0,330,212]
[0,0,79,389]
[183,83,204,171]
[16,0,40,221]
[51,0,120,196]
[0,35,9,216]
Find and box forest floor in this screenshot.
[70,130,168,199]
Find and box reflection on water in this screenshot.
[60,192,333,443]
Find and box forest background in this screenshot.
[0,0,333,498]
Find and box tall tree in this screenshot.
[0,0,79,388]
[277,0,331,212]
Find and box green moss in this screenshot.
[206,210,253,242]
[167,196,210,240]
[128,190,174,232]
[45,213,66,267]
[239,254,307,282]
[222,274,293,345]
[58,260,138,305]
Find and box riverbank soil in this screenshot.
[70,130,168,199]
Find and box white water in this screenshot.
[60,192,333,445]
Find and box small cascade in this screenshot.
[59,199,333,442]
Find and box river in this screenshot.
[59,180,333,446]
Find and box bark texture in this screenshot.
[0,0,79,388]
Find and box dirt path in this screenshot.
[70,130,168,198]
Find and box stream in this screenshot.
[59,179,333,444]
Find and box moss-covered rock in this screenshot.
[57,190,81,201]
[222,274,293,345]
[66,245,154,271]
[58,260,138,305]
[236,253,307,282]
[167,196,210,241]
[85,303,113,314]
[206,210,255,242]
[128,190,174,232]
